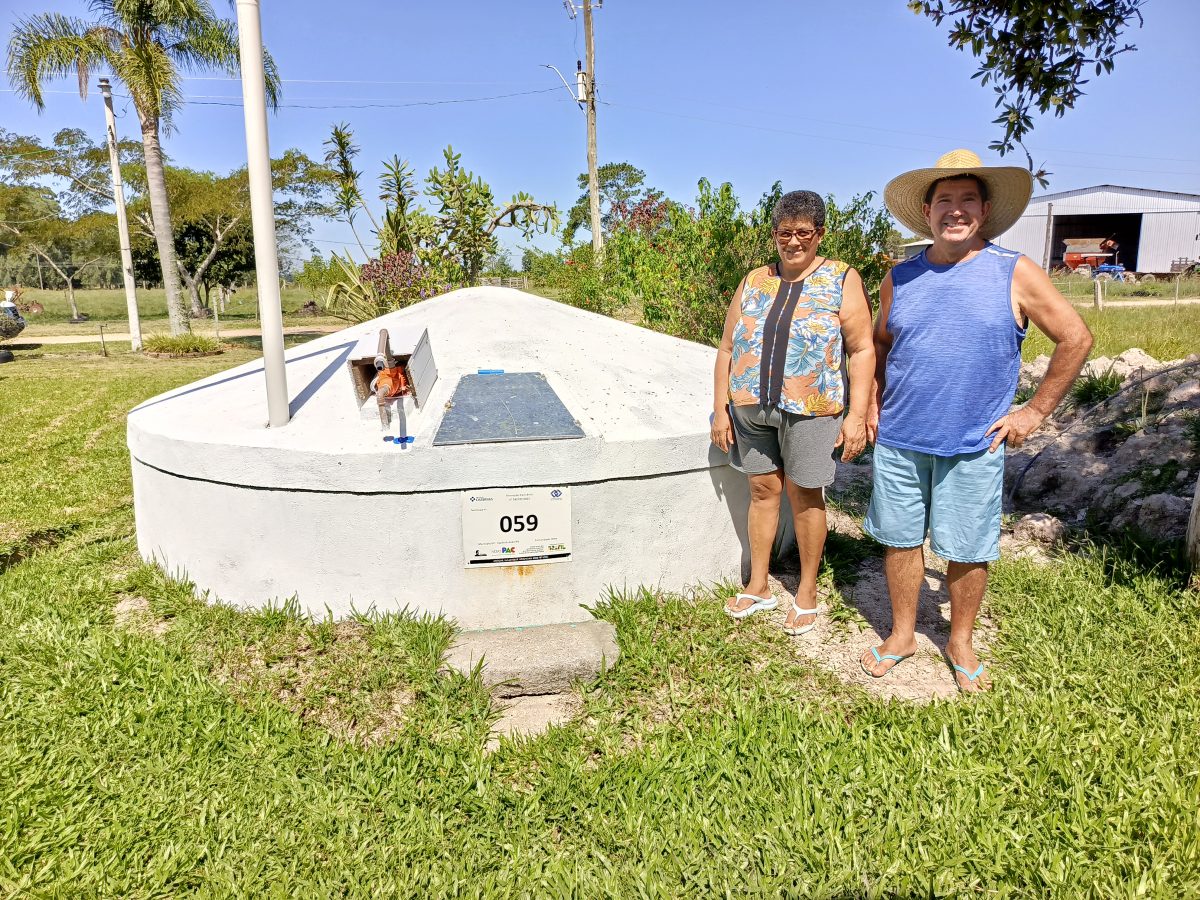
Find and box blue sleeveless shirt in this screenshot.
[877,244,1026,456]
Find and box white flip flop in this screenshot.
[724,593,778,619]
[782,603,820,635]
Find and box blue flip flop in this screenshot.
[861,645,913,678]
[952,662,988,691]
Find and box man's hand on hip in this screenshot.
[985,405,1046,452]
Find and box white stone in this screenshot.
[1012,513,1066,545]
[129,288,775,629]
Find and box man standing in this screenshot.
[861,149,1093,692]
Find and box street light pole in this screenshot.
[234,0,289,427]
[98,77,142,352]
[582,0,603,264]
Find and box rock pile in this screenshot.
[1008,349,1199,543]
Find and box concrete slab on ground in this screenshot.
[444,619,619,698]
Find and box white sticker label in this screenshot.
[461,487,572,568]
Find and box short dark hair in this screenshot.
[772,190,826,230]
[924,174,989,206]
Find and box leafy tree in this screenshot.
[0,184,117,318]
[818,193,896,300]
[323,126,557,320]
[912,0,1145,179]
[7,0,281,335]
[295,254,339,301]
[562,161,655,244]
[126,151,334,316]
[481,250,516,278]
[0,127,141,215]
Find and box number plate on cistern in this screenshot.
[461,487,572,567]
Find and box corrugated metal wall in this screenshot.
[1138,211,1200,272]
[995,212,1047,262]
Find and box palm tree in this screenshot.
[7,1,279,335]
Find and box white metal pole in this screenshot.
[235,0,289,427]
[98,78,142,352]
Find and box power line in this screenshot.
[153,87,562,110]
[598,100,1200,178]
[180,76,548,86]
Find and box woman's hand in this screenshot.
[711,406,733,453]
[835,412,867,462]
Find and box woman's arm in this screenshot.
[836,268,876,461]
[711,278,746,453]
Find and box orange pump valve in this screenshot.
[374,365,409,400]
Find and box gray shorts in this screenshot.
[728,403,841,488]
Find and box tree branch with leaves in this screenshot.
[911,0,1145,185]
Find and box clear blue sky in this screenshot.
[4,0,1198,261]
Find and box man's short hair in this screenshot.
[923,174,990,206]
[772,190,826,230]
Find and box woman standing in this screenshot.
[711,190,875,634]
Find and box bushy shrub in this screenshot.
[294,255,338,301]
[534,178,896,347]
[324,252,452,323]
[0,314,26,342]
[1069,367,1125,408]
[143,334,221,355]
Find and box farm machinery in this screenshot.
[1061,237,1199,283]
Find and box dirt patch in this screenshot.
[209,621,417,747]
[0,524,79,573]
[763,528,999,703]
[113,595,172,636]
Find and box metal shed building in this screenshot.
[994,185,1200,274]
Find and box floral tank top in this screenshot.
[728,259,849,416]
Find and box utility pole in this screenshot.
[235,0,289,427]
[581,0,603,263]
[98,78,143,352]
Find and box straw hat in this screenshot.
[884,149,1033,241]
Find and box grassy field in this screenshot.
[14,286,344,335]
[1,343,1198,894]
[1024,303,1200,361]
[1051,274,1200,301]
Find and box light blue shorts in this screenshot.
[864,442,1005,563]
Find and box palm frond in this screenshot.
[114,37,183,124]
[6,13,109,108]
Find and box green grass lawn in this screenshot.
[16,286,345,335]
[1052,274,1200,301]
[2,346,1199,895]
[1024,303,1200,361]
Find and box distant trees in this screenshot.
[0,181,117,318]
[1,128,334,314]
[7,0,281,334]
[543,176,895,346]
[128,151,335,315]
[562,162,661,244]
[322,125,557,320]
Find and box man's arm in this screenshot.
[866,271,894,445]
[985,256,1093,451]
